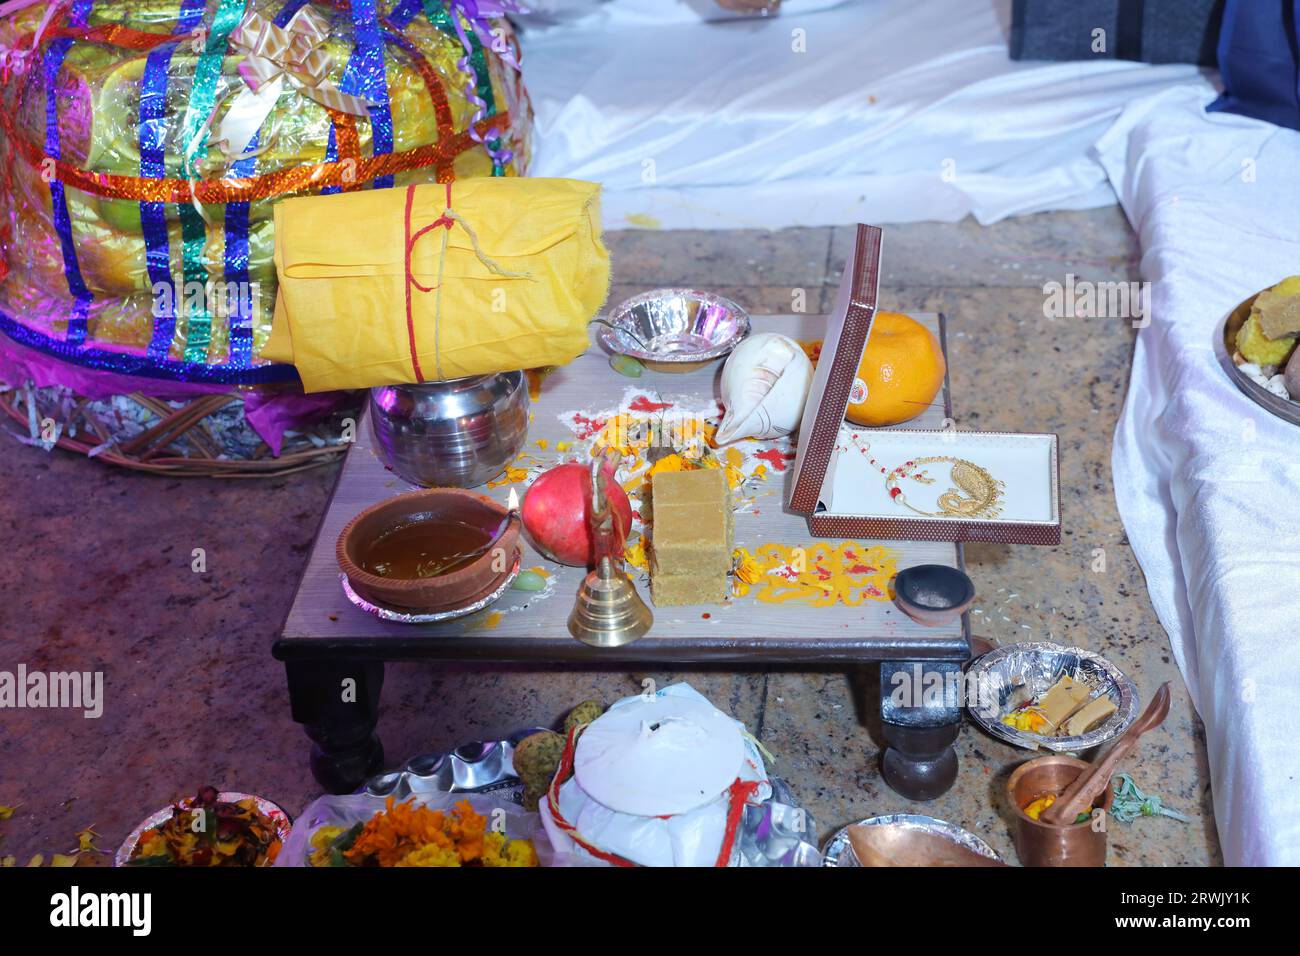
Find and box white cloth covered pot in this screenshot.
[539,683,771,867]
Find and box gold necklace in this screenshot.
[851,436,1004,519]
[886,456,1004,519]
[845,433,1006,519]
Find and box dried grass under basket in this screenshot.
[0,389,347,478]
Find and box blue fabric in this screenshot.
[1208,0,1300,131]
[223,135,260,369]
[139,43,179,362]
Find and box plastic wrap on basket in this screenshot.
[0,0,531,388]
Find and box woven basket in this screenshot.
[0,386,355,478]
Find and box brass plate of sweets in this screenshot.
[1219,292,1300,428]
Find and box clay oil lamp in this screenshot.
[892,564,976,627]
[338,487,521,612]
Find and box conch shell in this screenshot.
[715,332,814,444]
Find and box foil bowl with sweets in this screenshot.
[966,641,1138,752]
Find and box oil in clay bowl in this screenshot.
[337,489,519,612]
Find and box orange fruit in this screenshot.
[844,311,946,426]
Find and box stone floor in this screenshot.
[0,207,1221,866]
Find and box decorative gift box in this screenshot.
[788,224,1061,545]
[0,0,531,386]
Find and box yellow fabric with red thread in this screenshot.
[263,177,609,392]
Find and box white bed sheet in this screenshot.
[1097,85,1300,866]
[520,0,1211,228]
[521,0,1300,864]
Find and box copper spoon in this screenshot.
[1040,681,1171,827]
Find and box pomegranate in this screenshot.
[522,460,633,567]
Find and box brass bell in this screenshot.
[568,453,652,647]
[568,555,654,647]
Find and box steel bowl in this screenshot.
[369,373,529,488]
[597,288,750,371]
[965,641,1139,752]
[361,727,551,799]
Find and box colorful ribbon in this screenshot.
[1,0,519,385]
[0,307,299,384]
[177,0,246,364]
[44,0,95,347]
[1,105,507,202]
[139,40,180,362]
[341,0,393,188]
[175,0,206,32]
[222,146,257,368]
[0,0,66,78]
[220,0,324,367]
[421,0,520,171]
[180,0,246,180]
[211,5,376,163]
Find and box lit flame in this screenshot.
[507,487,520,512]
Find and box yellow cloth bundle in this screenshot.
[264,178,609,392]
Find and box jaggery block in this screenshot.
[1061,696,1117,737]
[651,570,729,607]
[649,469,732,577]
[654,467,727,505]
[650,506,731,576]
[1037,675,1090,730]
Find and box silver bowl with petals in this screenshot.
[596,288,750,371]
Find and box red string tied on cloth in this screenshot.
[402,181,531,383]
[545,723,764,868]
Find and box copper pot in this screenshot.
[1006,755,1115,867]
[337,489,519,611]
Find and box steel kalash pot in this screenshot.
[369,373,529,489]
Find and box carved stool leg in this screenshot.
[285,658,386,794]
[879,661,963,801]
